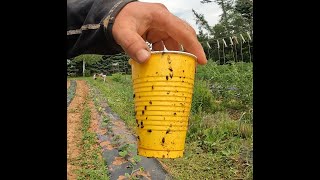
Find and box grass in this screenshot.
[78,60,253,179]
[195,61,253,114]
[86,74,136,130]
[162,112,253,179]
[73,96,109,180]
[161,141,252,180]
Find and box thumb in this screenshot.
[114,30,151,63]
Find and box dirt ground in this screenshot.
[67,80,108,179]
[87,94,106,169]
[67,80,70,89]
[67,80,88,180]
[67,79,169,179]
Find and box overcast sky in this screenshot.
[139,0,222,34]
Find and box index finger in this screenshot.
[151,10,207,64]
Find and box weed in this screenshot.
[74,102,109,179]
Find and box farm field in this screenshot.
[67,61,253,180]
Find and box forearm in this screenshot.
[67,0,137,59]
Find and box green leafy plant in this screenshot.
[118,143,144,179]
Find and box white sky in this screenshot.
[139,0,222,34]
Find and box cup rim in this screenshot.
[150,51,197,60]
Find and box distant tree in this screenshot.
[234,0,253,31]
[192,0,253,63]
[90,53,131,75]
[73,54,102,76]
[67,59,79,77]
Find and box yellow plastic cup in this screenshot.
[129,51,197,158]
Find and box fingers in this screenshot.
[146,29,180,51]
[152,41,165,51]
[168,16,207,64]
[151,10,207,64]
[115,29,151,63]
[112,2,207,64]
[145,28,168,43]
[163,36,180,51]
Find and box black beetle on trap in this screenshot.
[169,73,173,79]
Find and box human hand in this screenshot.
[112,1,207,64]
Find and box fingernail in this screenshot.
[136,49,150,63]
